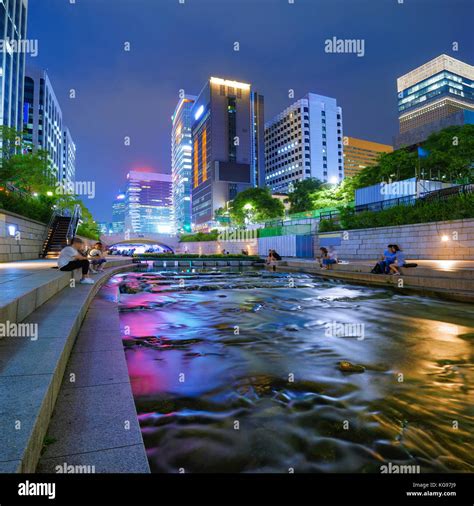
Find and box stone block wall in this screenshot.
[0,210,47,262]
[315,219,474,260]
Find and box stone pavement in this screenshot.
[36,283,149,473]
[0,260,137,473]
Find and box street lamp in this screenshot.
[243,203,254,226]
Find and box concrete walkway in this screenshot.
[0,260,136,472]
[36,283,149,473]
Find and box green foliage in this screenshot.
[287,178,325,213]
[320,193,474,232]
[230,187,285,225]
[180,230,219,242]
[0,127,101,238]
[351,124,474,190]
[0,189,54,223]
[288,125,474,215]
[0,126,56,192]
[76,222,101,240]
[317,219,341,232]
[310,178,357,209]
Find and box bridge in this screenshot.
[100,232,181,252]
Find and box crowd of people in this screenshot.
[57,239,108,284]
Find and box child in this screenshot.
[88,242,107,273]
[57,238,95,284]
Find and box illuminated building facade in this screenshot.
[24,66,76,182]
[171,95,196,233]
[111,192,126,233]
[124,171,173,234]
[343,137,393,178]
[265,92,343,193]
[191,77,264,230]
[0,0,28,131]
[61,127,76,182]
[395,54,474,148]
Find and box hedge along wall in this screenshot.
[176,238,258,256]
[315,218,474,261]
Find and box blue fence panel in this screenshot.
[296,235,314,258]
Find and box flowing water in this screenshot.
[115,268,474,473]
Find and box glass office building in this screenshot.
[265,93,343,193]
[112,192,126,234]
[24,67,70,180]
[0,0,28,132]
[190,77,264,230]
[61,127,76,183]
[124,171,173,235]
[171,95,196,234]
[395,54,474,147]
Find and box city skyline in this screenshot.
[26,0,474,221]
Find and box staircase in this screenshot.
[42,216,72,258]
[41,205,82,258]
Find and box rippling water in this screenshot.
[115,268,474,473]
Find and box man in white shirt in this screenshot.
[57,237,94,285]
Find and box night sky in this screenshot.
[27,0,473,221]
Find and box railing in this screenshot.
[419,183,473,202]
[66,204,82,243]
[40,208,60,257]
[318,183,473,224]
[353,194,417,214]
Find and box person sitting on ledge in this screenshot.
[389,245,406,276]
[57,237,95,285]
[371,244,396,274]
[88,242,107,273]
[319,247,337,269]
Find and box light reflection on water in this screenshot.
[116,268,474,473]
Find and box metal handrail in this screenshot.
[66,204,82,243]
[40,208,60,257]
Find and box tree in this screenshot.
[230,187,285,225]
[0,126,56,193]
[287,178,325,213]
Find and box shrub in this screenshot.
[337,193,474,231]
[0,190,53,223]
[179,230,219,242]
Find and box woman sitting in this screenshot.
[319,247,337,269]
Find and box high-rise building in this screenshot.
[265,93,343,193]
[343,137,393,178]
[0,0,28,132]
[171,95,196,234]
[111,192,126,233]
[124,171,173,235]
[24,67,64,178]
[395,54,474,148]
[61,127,76,182]
[190,77,264,230]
